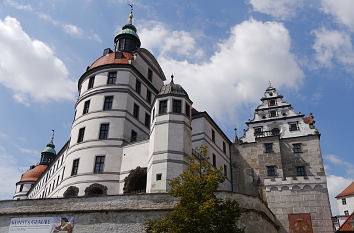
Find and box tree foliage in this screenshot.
[144,145,244,233]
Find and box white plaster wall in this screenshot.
[337,195,354,216]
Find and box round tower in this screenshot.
[146,75,193,193]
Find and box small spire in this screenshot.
[268,80,272,87]
[170,74,174,84]
[128,4,134,24]
[234,127,238,143]
[51,129,55,144]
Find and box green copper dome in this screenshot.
[116,27,140,39]
[42,142,56,155]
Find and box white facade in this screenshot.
[337,195,354,216]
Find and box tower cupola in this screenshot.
[40,130,56,165]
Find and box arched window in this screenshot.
[123,167,147,194]
[84,183,107,197]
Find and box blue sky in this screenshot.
[0,0,353,215]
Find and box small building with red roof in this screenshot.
[337,182,354,217]
[336,212,354,232]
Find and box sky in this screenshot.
[0,0,353,215]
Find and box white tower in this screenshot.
[147,76,193,193]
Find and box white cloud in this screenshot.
[321,0,354,30]
[326,154,354,176]
[326,175,353,215]
[248,0,303,20]
[4,0,33,11]
[313,28,354,70]
[0,16,76,104]
[18,148,40,157]
[141,19,303,123]
[63,24,84,37]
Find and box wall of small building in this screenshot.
[337,195,354,216]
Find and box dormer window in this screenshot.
[289,122,299,131]
[269,92,273,96]
[270,110,277,117]
[269,99,276,106]
[254,127,263,136]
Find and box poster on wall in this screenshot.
[288,213,314,233]
[9,216,74,233]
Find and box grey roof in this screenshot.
[158,79,189,98]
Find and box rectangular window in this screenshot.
[71,159,79,176]
[296,166,306,176]
[172,99,182,113]
[136,79,141,95]
[61,167,65,181]
[159,100,167,114]
[342,198,347,205]
[265,143,273,153]
[148,68,153,82]
[152,108,155,120]
[99,123,109,139]
[107,72,117,84]
[77,127,85,143]
[212,130,215,143]
[185,103,190,118]
[293,143,302,153]
[131,130,137,142]
[88,76,95,89]
[223,142,226,153]
[270,110,277,117]
[267,166,276,176]
[83,100,90,114]
[344,210,349,216]
[156,173,162,181]
[103,96,113,110]
[145,113,151,128]
[146,90,152,104]
[133,103,139,119]
[19,184,24,192]
[212,154,216,168]
[289,122,299,131]
[57,175,60,186]
[224,164,227,177]
[94,156,105,174]
[269,99,276,106]
[254,127,263,135]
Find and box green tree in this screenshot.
[144,145,244,233]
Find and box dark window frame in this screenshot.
[71,159,79,176]
[265,143,273,153]
[224,164,227,177]
[145,113,151,128]
[172,99,182,113]
[19,184,24,192]
[212,154,216,168]
[296,166,306,176]
[267,165,276,176]
[103,96,113,110]
[269,99,276,106]
[159,100,167,115]
[212,130,215,143]
[156,173,162,181]
[133,103,140,119]
[99,123,109,140]
[107,72,117,85]
[270,110,277,118]
[88,76,95,89]
[223,142,226,153]
[148,68,153,82]
[135,79,141,95]
[342,198,347,205]
[289,122,299,131]
[131,130,137,142]
[83,100,90,115]
[344,210,349,216]
[94,156,105,174]
[185,102,190,118]
[293,143,302,153]
[146,89,152,104]
[77,127,85,143]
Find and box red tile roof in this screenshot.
[303,117,314,124]
[337,212,354,232]
[20,165,47,182]
[336,182,354,198]
[88,52,132,70]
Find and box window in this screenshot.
[342,198,347,205]
[77,127,85,143]
[293,143,302,153]
[269,99,276,106]
[145,113,151,128]
[270,110,277,117]
[271,128,280,136]
[83,100,90,114]
[289,122,299,131]
[159,100,167,114]
[57,175,60,186]
[135,79,141,94]
[344,210,349,216]
[296,166,306,176]
[172,99,182,113]
[88,76,95,89]
[224,165,227,177]
[94,156,105,174]
[99,123,109,139]
[267,166,276,176]
[19,184,24,192]
[156,173,162,181]
[223,142,226,153]
[212,130,215,143]
[107,72,117,84]
[131,130,137,142]
[148,68,153,82]
[185,103,190,118]
[212,154,216,168]
[152,108,155,120]
[265,143,273,153]
[254,127,263,135]
[103,96,113,110]
[133,103,139,119]
[146,90,152,104]
[61,167,65,181]
[71,159,79,176]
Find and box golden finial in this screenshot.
[51,129,55,143]
[129,4,133,22]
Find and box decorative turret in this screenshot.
[39,130,56,165]
[114,6,141,53]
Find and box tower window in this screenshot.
[94,156,105,174]
[269,99,276,106]
[212,130,215,143]
[133,103,140,119]
[152,108,155,120]
[103,96,113,110]
[88,76,95,89]
[296,166,306,176]
[293,143,302,153]
[267,166,276,176]
[131,130,137,142]
[148,68,153,82]
[212,154,216,168]
[172,99,182,113]
[159,100,167,115]
[83,100,90,115]
[223,142,226,153]
[107,72,117,84]
[146,90,152,104]
[342,198,347,205]
[265,143,273,153]
[136,79,141,95]
[270,110,277,117]
[289,122,299,131]
[77,127,85,143]
[224,165,227,177]
[145,113,151,128]
[71,159,79,176]
[19,184,24,192]
[99,123,109,139]
[185,103,190,118]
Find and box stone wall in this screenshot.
[0,192,279,233]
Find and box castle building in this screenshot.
[333,182,354,230]
[13,12,333,233]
